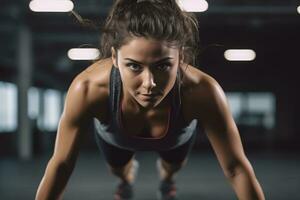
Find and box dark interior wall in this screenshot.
[196,17,300,149]
[1,2,300,156]
[1,45,300,156]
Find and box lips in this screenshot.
[141,93,158,96]
[139,93,160,101]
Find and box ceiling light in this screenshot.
[29,0,74,12]
[297,6,300,14]
[224,49,256,61]
[178,0,208,12]
[68,48,100,60]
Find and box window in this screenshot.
[0,82,17,132]
[28,87,40,120]
[40,89,62,131]
[226,92,276,129]
[0,82,64,133]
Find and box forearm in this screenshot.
[35,158,74,200]
[227,166,265,200]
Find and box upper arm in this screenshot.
[195,77,251,176]
[51,77,92,165]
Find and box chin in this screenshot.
[134,94,166,109]
[139,101,157,109]
[136,98,161,109]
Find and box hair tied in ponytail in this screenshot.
[136,0,159,3]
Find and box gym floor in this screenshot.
[0,149,299,200]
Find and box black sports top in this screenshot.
[94,66,198,151]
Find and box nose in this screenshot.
[142,69,157,92]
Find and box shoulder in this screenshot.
[180,64,225,102]
[63,58,113,120]
[180,64,229,121]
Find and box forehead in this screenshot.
[118,37,179,58]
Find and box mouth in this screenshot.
[141,93,158,97]
[139,93,160,101]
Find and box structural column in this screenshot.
[17,25,33,160]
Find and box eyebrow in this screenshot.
[124,57,173,65]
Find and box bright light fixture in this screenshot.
[224,49,256,61]
[68,48,100,60]
[297,6,300,14]
[178,0,208,12]
[29,0,74,12]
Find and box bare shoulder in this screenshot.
[180,64,228,120]
[64,58,113,120]
[181,64,224,99]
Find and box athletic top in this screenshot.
[94,66,199,151]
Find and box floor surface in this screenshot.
[0,149,299,200]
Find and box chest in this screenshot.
[120,108,171,138]
[94,92,198,139]
[120,100,197,139]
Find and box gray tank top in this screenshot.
[94,66,198,151]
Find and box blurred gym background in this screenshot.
[0,0,299,199]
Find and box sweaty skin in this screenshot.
[35,37,265,200]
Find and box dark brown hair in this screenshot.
[98,0,200,66]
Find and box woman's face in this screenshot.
[111,37,182,110]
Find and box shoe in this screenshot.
[114,182,133,200]
[114,160,139,200]
[156,159,178,200]
[157,180,178,200]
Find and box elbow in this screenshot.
[36,158,75,200]
[223,159,254,179]
[42,157,76,184]
[223,160,265,200]
[48,156,76,174]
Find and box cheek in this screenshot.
[165,75,177,92]
[121,71,142,91]
[161,69,178,87]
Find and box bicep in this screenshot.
[205,116,248,175]
[51,115,87,165]
[198,79,248,174]
[51,79,91,165]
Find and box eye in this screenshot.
[156,63,171,71]
[126,63,142,72]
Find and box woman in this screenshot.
[35,0,265,200]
